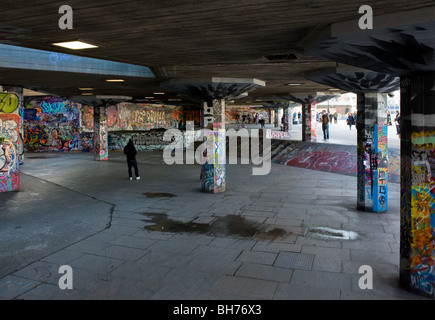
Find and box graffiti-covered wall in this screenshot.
[225,106,270,124]
[0,92,21,192]
[80,102,183,132]
[23,97,183,152]
[23,96,92,152]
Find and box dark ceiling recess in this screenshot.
[264,54,298,61]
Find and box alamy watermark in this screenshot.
[359,5,373,30]
[358,265,373,290]
[58,5,73,30]
[162,121,271,176]
[58,265,73,290]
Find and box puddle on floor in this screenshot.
[306,226,358,240]
[142,213,266,238]
[254,228,289,241]
[143,192,176,198]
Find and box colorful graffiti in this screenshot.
[24,97,84,152]
[407,130,435,296]
[224,107,270,124]
[279,141,357,175]
[0,93,20,192]
[356,135,374,211]
[81,103,183,132]
[23,97,183,153]
[201,100,226,193]
[0,138,19,192]
[372,125,388,212]
[201,130,226,193]
[109,130,172,151]
[302,103,317,141]
[0,93,19,114]
[93,107,108,161]
[266,130,292,140]
[214,129,226,193]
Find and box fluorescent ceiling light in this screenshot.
[286,83,302,86]
[81,92,93,96]
[106,79,125,82]
[79,88,94,91]
[52,41,98,50]
[153,92,165,95]
[328,88,340,91]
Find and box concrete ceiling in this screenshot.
[0,1,433,106]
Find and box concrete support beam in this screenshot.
[356,93,389,212]
[302,102,317,142]
[93,106,108,161]
[283,107,292,133]
[201,99,226,193]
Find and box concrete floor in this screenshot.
[0,146,428,300]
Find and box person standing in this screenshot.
[124,139,140,180]
[395,111,401,136]
[321,110,330,140]
[347,113,355,130]
[178,120,185,130]
[259,117,265,128]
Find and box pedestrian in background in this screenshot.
[347,112,355,130]
[124,139,140,180]
[321,110,330,140]
[395,111,401,137]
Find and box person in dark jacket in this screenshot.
[124,139,140,180]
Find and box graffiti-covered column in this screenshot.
[400,74,435,298]
[305,102,317,141]
[274,109,279,128]
[304,6,435,298]
[305,69,399,212]
[93,106,108,161]
[356,93,389,212]
[283,106,292,133]
[0,91,21,192]
[201,99,226,193]
[161,77,265,193]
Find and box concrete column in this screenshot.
[356,92,388,212]
[93,106,108,161]
[399,73,435,298]
[302,102,317,142]
[201,99,226,193]
[0,90,21,192]
[283,107,292,133]
[274,110,279,128]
